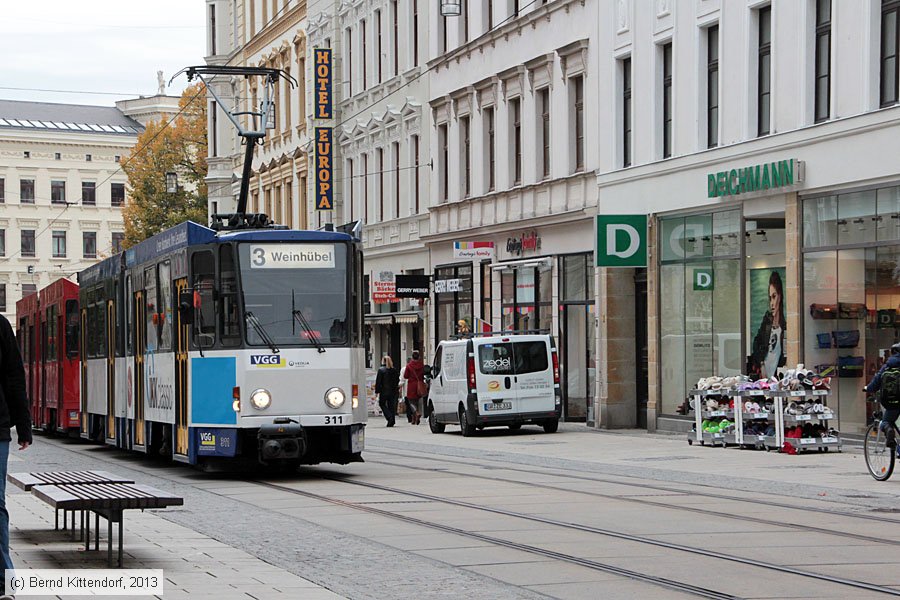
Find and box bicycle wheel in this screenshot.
[864,423,895,481]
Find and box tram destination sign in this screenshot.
[707,158,804,199]
[249,244,335,269]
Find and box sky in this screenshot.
[0,0,207,107]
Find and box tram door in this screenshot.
[80,306,88,436]
[133,291,146,446]
[174,278,189,457]
[106,299,116,440]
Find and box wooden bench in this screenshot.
[8,471,135,532]
[31,483,183,567]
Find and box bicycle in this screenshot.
[864,396,900,481]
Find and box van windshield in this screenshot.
[478,341,548,375]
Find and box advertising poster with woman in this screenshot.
[749,268,787,379]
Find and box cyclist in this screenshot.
[863,342,900,457]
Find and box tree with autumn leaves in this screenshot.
[121,83,208,247]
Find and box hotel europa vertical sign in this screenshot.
[314,48,332,119]
[314,48,334,211]
[315,127,334,211]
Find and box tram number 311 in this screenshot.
[324,415,346,425]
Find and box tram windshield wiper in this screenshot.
[292,309,326,354]
[245,311,279,353]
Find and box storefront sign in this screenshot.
[453,241,494,259]
[596,215,647,267]
[434,278,462,294]
[314,48,333,119]
[315,127,333,210]
[395,274,430,298]
[693,267,714,291]
[707,159,803,199]
[372,270,396,304]
[506,231,540,256]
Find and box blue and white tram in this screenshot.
[77,221,366,466]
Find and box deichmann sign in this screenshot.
[314,48,333,119]
[596,215,647,267]
[395,274,430,298]
[693,267,714,291]
[315,127,333,211]
[707,158,803,199]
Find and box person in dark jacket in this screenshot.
[865,343,900,457]
[374,355,400,427]
[0,313,33,590]
[403,350,426,425]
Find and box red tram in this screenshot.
[15,278,81,433]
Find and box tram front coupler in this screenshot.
[258,421,307,463]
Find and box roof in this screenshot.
[217,229,354,243]
[0,99,143,135]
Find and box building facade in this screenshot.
[0,99,163,321]
[426,0,600,422]
[596,0,900,435]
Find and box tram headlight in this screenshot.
[250,388,272,410]
[324,387,346,409]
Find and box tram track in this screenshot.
[366,446,900,525]
[255,476,900,598]
[363,452,900,547]
[250,479,741,600]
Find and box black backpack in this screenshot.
[880,367,900,407]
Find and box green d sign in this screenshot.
[693,267,714,290]
[596,215,647,267]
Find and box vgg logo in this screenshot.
[250,355,283,366]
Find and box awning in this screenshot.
[393,313,421,324]
[365,315,394,325]
[491,257,552,270]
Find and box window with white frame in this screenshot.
[392,141,400,218]
[510,97,522,185]
[484,106,496,192]
[622,56,631,168]
[757,5,772,136]
[460,115,471,197]
[571,76,584,173]
[706,24,719,149]
[538,87,551,179]
[439,123,449,201]
[661,42,673,158]
[815,0,831,122]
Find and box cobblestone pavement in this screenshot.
[8,421,900,599]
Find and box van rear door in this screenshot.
[511,337,554,413]
[475,341,516,414]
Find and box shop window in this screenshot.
[480,261,492,324]
[658,210,741,415]
[803,196,838,248]
[434,264,473,344]
[559,253,595,421]
[837,190,877,246]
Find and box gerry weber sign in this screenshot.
[707,158,804,199]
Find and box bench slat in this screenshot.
[31,483,183,511]
[8,471,133,491]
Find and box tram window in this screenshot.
[65,299,79,359]
[219,246,240,347]
[125,276,133,354]
[157,260,173,351]
[191,250,216,347]
[144,267,158,353]
[46,305,58,362]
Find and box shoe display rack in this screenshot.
[687,388,842,453]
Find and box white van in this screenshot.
[427,334,561,436]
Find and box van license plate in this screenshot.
[484,402,512,411]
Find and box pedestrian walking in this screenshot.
[0,313,33,594]
[374,355,400,427]
[403,350,426,425]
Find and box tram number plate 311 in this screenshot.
[303,415,350,426]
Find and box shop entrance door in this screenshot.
[635,269,648,428]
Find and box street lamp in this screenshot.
[440,0,461,17]
[166,172,178,194]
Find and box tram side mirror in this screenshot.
[178,289,195,325]
[65,322,79,359]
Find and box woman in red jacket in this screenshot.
[403,350,425,425]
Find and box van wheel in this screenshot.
[542,419,559,434]
[459,408,476,437]
[508,424,522,431]
[429,408,445,434]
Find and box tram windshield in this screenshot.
[238,243,349,347]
